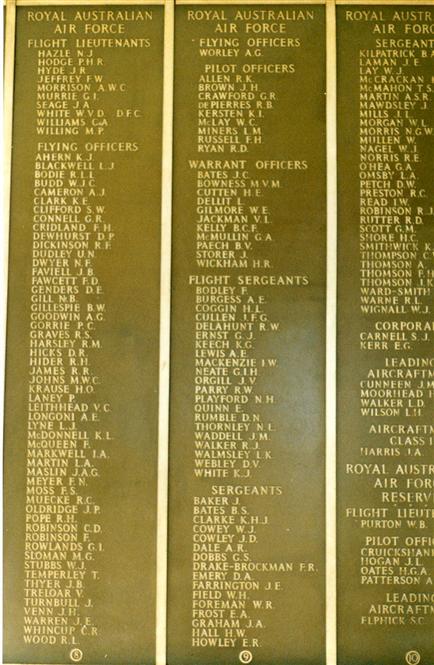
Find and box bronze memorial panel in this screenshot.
[337,5,434,665]
[3,2,434,664]
[168,5,327,664]
[3,6,164,664]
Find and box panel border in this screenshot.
[156,1,175,665]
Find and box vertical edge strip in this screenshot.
[2,0,17,634]
[2,1,16,357]
[156,1,175,664]
[2,0,17,653]
[325,1,337,664]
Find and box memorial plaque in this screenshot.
[337,5,434,665]
[4,2,434,664]
[167,5,327,664]
[3,5,164,664]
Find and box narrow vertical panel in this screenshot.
[156,1,175,663]
[168,5,327,664]
[337,5,434,665]
[325,2,337,663]
[3,6,163,664]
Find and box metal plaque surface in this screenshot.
[167,5,327,664]
[337,5,434,665]
[3,6,164,663]
[3,2,434,664]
